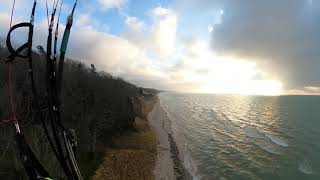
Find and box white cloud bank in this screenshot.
[1,2,314,95]
[0,6,284,94]
[0,4,177,90]
[98,0,127,10]
[151,7,177,58]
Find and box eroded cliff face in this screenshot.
[131,92,158,131]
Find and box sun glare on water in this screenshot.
[200,79,283,96]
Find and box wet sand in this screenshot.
[148,99,192,180]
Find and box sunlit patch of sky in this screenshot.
[1,0,320,95]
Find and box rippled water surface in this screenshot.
[159,92,320,180]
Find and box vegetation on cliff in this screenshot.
[0,43,158,179]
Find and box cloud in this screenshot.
[76,14,91,27]
[0,0,29,12]
[203,0,320,89]
[3,1,317,94]
[122,6,178,59]
[208,25,213,33]
[151,6,173,17]
[125,16,145,31]
[66,26,172,90]
[287,86,320,95]
[0,13,10,37]
[0,6,282,94]
[98,0,127,10]
[172,0,320,91]
[150,7,177,58]
[0,4,177,91]
[75,13,110,32]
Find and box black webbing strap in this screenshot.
[5,2,59,179]
[5,22,32,62]
[16,133,52,180]
[5,17,60,160]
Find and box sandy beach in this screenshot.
[148,100,175,180]
[148,99,193,180]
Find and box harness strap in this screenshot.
[16,133,52,180]
[4,14,60,158]
[5,2,60,179]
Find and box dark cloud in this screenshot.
[211,0,320,88]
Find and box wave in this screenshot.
[183,145,201,180]
[159,98,200,180]
[265,134,288,147]
[299,160,315,175]
[244,127,282,155]
[256,127,265,134]
[159,92,320,179]
[254,127,289,148]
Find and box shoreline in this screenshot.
[148,98,193,180]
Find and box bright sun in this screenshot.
[195,57,283,96]
[178,41,283,96]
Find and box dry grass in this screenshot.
[93,130,157,180]
[112,131,157,153]
[26,126,64,178]
[0,120,158,180]
[77,147,106,180]
[93,149,154,180]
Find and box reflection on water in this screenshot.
[159,93,320,180]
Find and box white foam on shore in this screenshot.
[159,97,200,180]
[183,145,201,180]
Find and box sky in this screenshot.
[0,0,320,95]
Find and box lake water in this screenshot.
[159,92,320,180]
